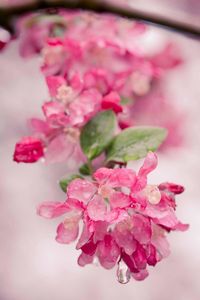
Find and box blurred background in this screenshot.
[0,1,200,300]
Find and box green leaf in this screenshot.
[79,163,91,175]
[59,174,83,193]
[80,110,117,160]
[106,126,168,163]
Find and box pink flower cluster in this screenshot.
[13,11,184,164]
[38,152,188,283]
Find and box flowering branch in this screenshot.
[10,10,189,284]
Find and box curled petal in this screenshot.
[87,195,107,221]
[159,182,184,195]
[56,215,80,244]
[37,201,70,218]
[134,152,157,190]
[67,179,97,204]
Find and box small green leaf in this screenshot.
[106,126,168,163]
[80,110,117,160]
[79,163,91,175]
[59,174,83,193]
[120,96,134,106]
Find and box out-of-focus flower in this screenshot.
[38,152,188,283]
[13,136,44,163]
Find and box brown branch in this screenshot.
[0,0,199,38]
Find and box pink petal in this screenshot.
[67,179,97,204]
[78,252,94,267]
[81,238,97,256]
[114,219,137,255]
[69,89,102,126]
[45,134,75,164]
[110,192,131,209]
[29,118,51,135]
[96,235,120,269]
[56,215,80,244]
[76,224,92,249]
[93,221,108,243]
[132,244,147,270]
[132,269,149,281]
[13,136,44,163]
[146,244,157,266]
[46,76,66,98]
[37,201,70,218]
[132,214,152,244]
[135,152,157,190]
[93,168,113,185]
[87,195,107,221]
[152,224,170,259]
[102,91,123,113]
[107,168,136,188]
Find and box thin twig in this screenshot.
[0,0,199,38]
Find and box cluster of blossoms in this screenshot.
[13,11,184,164]
[9,9,189,283]
[38,152,188,283]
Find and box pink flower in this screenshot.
[13,136,44,163]
[38,152,188,283]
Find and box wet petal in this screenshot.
[56,215,80,244]
[87,195,107,221]
[67,179,97,204]
[37,201,70,218]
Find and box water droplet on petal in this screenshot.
[117,261,131,284]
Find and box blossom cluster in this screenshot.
[13,11,184,164]
[10,10,189,283]
[38,152,188,283]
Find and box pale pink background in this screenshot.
[0,7,200,300]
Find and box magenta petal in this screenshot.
[87,195,107,221]
[132,244,147,270]
[37,201,70,218]
[81,238,97,256]
[159,182,184,195]
[67,179,97,204]
[56,216,80,244]
[146,244,157,266]
[13,136,44,163]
